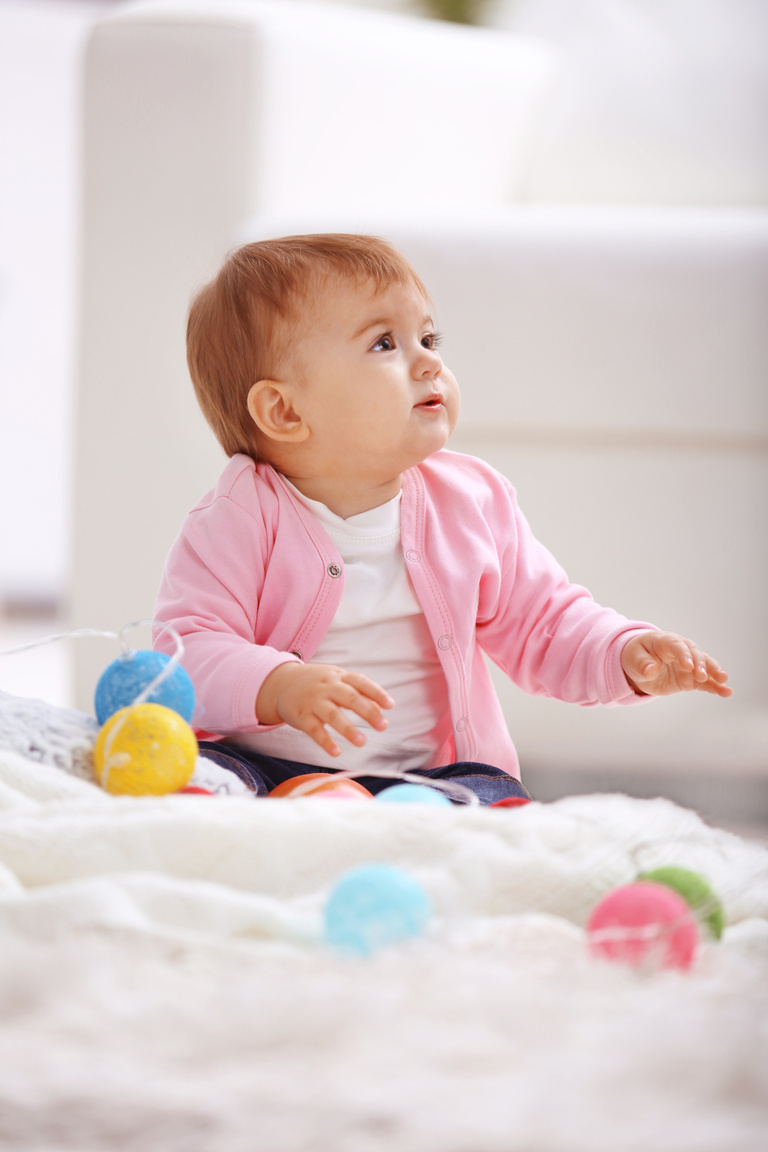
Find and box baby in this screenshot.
[154,234,731,803]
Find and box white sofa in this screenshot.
[72,0,768,782]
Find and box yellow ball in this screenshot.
[94,703,198,795]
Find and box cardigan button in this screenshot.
[291,650,303,661]
[405,550,421,562]
[327,563,342,578]
[438,634,452,650]
[456,717,466,732]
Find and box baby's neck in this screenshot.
[280,473,402,519]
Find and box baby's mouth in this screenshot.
[416,394,444,410]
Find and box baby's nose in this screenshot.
[416,345,442,376]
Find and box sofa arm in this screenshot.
[100,0,559,215]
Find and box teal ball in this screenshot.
[324,863,431,957]
[95,650,195,726]
[376,783,452,807]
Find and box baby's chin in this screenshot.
[411,436,454,468]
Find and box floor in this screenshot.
[0,610,72,708]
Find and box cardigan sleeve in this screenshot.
[153,494,301,734]
[475,477,655,707]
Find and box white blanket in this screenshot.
[0,695,766,1151]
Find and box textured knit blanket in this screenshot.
[0,690,766,1152]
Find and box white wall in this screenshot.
[0,0,112,604]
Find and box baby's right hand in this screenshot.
[255,662,394,757]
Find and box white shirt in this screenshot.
[235,482,452,773]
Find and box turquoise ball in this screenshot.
[376,782,452,807]
[324,863,432,957]
[95,650,195,726]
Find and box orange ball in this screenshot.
[269,773,373,799]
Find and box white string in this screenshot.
[590,897,721,943]
[589,920,684,944]
[0,627,121,655]
[282,787,729,929]
[1,620,187,790]
[0,627,736,936]
[587,903,704,972]
[115,620,186,706]
[1,626,475,803]
[97,621,187,790]
[284,765,479,806]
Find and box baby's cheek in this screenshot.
[444,376,461,428]
[450,397,461,431]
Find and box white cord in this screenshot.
[1,620,187,790]
[286,765,479,806]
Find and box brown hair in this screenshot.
[186,234,429,459]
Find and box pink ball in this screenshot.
[587,881,699,971]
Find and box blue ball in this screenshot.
[376,782,452,807]
[94,650,195,726]
[324,863,432,958]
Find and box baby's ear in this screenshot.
[247,380,309,443]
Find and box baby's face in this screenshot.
[286,276,460,487]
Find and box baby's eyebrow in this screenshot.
[353,317,390,338]
[352,314,434,339]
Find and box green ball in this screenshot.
[639,866,724,940]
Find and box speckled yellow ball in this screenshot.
[94,703,198,795]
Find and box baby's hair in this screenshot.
[187,233,429,459]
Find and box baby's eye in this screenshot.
[422,331,443,350]
[371,332,395,352]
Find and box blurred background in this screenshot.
[1,0,766,834]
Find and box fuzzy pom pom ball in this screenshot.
[639,866,724,939]
[325,863,432,957]
[94,703,198,796]
[587,881,699,971]
[269,773,373,799]
[95,650,195,725]
[376,783,452,806]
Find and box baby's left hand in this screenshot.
[621,631,732,698]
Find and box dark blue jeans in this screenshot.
[198,741,531,806]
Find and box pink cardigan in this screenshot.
[154,450,652,778]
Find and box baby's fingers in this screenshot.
[306,675,395,755]
[627,631,733,698]
[303,714,346,757]
[654,634,731,691]
[621,631,732,699]
[344,672,395,709]
[652,633,702,676]
[341,673,394,732]
[621,633,667,682]
[693,652,733,697]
